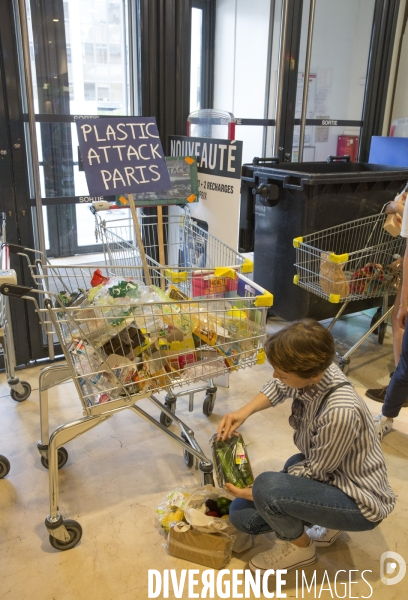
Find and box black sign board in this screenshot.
[169,136,242,179]
[76,117,171,197]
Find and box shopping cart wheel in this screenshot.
[40,447,69,470]
[378,321,387,345]
[181,432,194,468]
[160,401,176,428]
[10,381,31,402]
[370,307,383,335]
[202,393,216,417]
[49,519,82,551]
[0,454,11,478]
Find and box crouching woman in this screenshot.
[217,319,396,573]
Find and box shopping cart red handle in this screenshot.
[0,283,33,298]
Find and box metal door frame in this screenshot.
[0,0,48,365]
[237,0,401,163]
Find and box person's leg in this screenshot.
[229,454,305,535]
[366,289,403,402]
[375,318,408,439]
[392,288,404,365]
[251,471,378,539]
[240,471,378,573]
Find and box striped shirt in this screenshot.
[261,363,396,522]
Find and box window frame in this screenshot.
[192,0,215,110]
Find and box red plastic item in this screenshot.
[337,135,359,162]
[191,272,238,298]
[91,269,109,287]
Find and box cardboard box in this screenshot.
[167,527,234,569]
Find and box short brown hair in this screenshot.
[264,319,335,379]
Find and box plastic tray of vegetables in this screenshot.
[210,433,254,489]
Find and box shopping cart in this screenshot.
[92,203,253,274]
[0,262,271,550]
[91,203,257,421]
[0,216,31,402]
[294,211,406,372]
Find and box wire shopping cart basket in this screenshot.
[294,211,406,372]
[90,202,258,418]
[0,262,271,550]
[92,203,253,274]
[0,217,31,402]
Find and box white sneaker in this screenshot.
[373,414,393,440]
[249,539,316,574]
[306,525,342,547]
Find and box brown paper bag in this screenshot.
[167,526,234,569]
[319,252,349,299]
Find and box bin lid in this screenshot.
[242,161,408,186]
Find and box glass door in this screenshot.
[214,0,398,165]
[25,0,135,258]
[290,0,376,163]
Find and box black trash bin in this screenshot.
[241,159,408,321]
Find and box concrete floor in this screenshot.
[1,311,408,599]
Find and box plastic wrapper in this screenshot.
[182,357,226,383]
[68,340,120,405]
[101,326,148,359]
[57,289,86,308]
[156,487,190,532]
[210,433,254,489]
[158,329,197,371]
[225,308,263,354]
[150,285,191,335]
[183,484,252,553]
[142,351,174,391]
[166,284,189,301]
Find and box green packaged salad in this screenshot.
[210,433,254,489]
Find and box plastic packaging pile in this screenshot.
[57,270,262,405]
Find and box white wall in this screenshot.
[213,0,271,164]
[391,22,408,122]
[195,0,270,249]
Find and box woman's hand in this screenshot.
[397,305,408,329]
[225,483,253,501]
[217,409,248,441]
[386,198,406,217]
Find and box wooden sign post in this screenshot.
[128,194,152,286]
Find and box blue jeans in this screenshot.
[383,319,408,418]
[229,454,380,542]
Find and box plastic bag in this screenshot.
[182,357,226,383]
[210,433,254,489]
[183,484,252,553]
[156,487,190,532]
